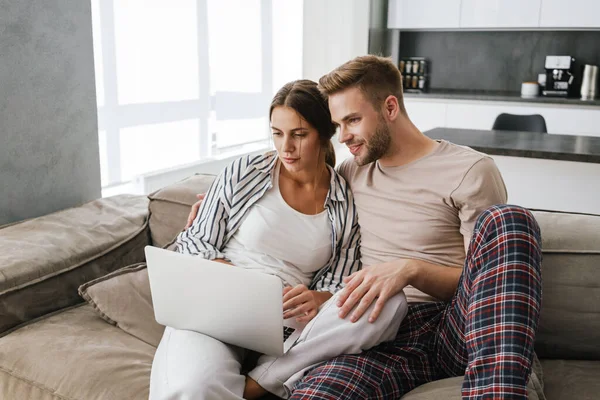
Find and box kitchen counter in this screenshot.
[424,127,600,163]
[405,89,600,107]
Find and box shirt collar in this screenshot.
[252,151,347,203]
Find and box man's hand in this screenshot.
[283,284,332,324]
[185,194,206,229]
[337,260,416,323]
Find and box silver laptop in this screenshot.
[145,246,302,356]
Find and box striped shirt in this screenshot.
[175,151,361,293]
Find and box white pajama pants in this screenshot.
[149,291,408,400]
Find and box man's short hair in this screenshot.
[318,55,406,115]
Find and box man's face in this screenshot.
[328,87,391,166]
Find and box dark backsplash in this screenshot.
[398,31,600,92]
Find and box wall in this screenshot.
[0,0,101,225]
[302,0,370,82]
[398,30,600,92]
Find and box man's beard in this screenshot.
[355,116,391,166]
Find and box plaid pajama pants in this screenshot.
[290,205,543,400]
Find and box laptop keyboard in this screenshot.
[283,326,296,342]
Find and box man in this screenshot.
[187,55,542,399]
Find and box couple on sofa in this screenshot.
[150,55,543,400]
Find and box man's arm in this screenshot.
[338,232,472,323]
[411,235,471,300]
[185,194,206,229]
[336,257,461,323]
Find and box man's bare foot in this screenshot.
[243,376,268,399]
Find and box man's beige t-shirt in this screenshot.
[338,140,508,303]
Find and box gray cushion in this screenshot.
[401,366,544,400]
[532,210,600,360]
[0,195,150,336]
[540,359,600,400]
[148,174,216,248]
[0,304,153,400]
[78,262,165,347]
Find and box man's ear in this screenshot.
[383,95,400,121]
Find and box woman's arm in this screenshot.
[310,179,362,294]
[175,160,237,260]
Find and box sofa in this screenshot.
[1,172,599,400]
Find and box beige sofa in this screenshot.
[1,173,599,400]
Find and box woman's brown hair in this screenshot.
[270,79,336,167]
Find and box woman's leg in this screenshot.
[150,326,246,400]
[248,291,408,398]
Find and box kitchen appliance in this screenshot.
[580,64,598,101]
[399,57,429,93]
[543,56,576,97]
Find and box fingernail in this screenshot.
[368,318,374,323]
[336,302,342,307]
[351,316,356,322]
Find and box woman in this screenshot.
[149,80,407,400]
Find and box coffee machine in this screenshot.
[542,56,577,97]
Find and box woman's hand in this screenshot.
[283,284,332,324]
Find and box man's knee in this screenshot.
[474,204,541,241]
[468,204,543,283]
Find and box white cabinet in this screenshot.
[444,101,600,137]
[388,0,600,30]
[460,0,542,28]
[387,0,461,29]
[403,97,600,137]
[540,0,600,28]
[404,99,447,132]
[492,156,600,215]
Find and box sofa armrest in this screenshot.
[0,195,150,336]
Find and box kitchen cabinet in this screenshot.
[387,0,461,29]
[387,0,600,30]
[460,0,542,28]
[403,99,447,132]
[445,101,600,137]
[404,98,600,137]
[540,0,600,28]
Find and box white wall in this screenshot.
[302,0,370,82]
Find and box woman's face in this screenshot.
[270,106,323,174]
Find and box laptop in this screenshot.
[145,246,302,356]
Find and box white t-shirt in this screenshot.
[223,161,332,287]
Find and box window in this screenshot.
[92,0,303,190]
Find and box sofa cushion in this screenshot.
[0,304,154,400]
[531,210,600,360]
[148,174,216,248]
[540,359,600,400]
[79,262,165,347]
[0,195,150,336]
[401,372,543,400]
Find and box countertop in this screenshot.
[424,127,600,163]
[404,89,600,107]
